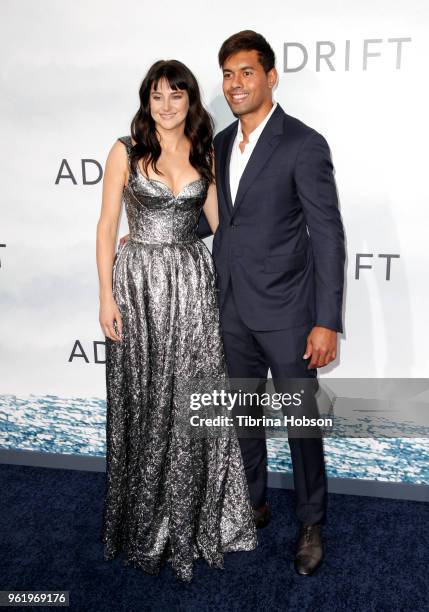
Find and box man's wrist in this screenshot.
[314,322,340,333]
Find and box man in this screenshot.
[121,30,345,576]
[202,30,345,577]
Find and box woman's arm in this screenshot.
[96,140,127,341]
[203,155,219,234]
[202,180,219,234]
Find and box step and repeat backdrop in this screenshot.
[1,0,428,484]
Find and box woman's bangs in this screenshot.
[152,66,189,92]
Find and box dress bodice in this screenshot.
[118,136,209,245]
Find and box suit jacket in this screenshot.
[198,104,345,332]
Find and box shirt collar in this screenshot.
[237,101,278,144]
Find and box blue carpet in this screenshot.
[0,464,428,611]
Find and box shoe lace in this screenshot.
[303,524,313,543]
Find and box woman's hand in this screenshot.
[99,295,123,342]
[119,234,130,247]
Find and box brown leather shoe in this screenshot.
[253,503,271,529]
[294,523,323,576]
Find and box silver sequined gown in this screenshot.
[102,136,256,582]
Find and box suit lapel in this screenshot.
[218,123,237,217]
[231,105,285,219]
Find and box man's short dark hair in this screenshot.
[218,30,276,73]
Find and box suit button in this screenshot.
[230,222,238,228]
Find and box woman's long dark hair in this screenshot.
[130,60,214,183]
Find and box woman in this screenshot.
[96,60,256,582]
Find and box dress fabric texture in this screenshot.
[102,136,256,582]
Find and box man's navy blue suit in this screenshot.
[198,104,345,524]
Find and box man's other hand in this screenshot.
[119,234,130,247]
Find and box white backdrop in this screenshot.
[1,0,428,480]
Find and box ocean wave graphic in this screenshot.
[0,394,428,483]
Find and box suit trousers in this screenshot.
[220,280,328,525]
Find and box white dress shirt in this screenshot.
[229,102,278,205]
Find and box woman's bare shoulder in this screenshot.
[105,139,129,174]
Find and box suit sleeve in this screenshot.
[295,131,346,333]
[197,133,221,240]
